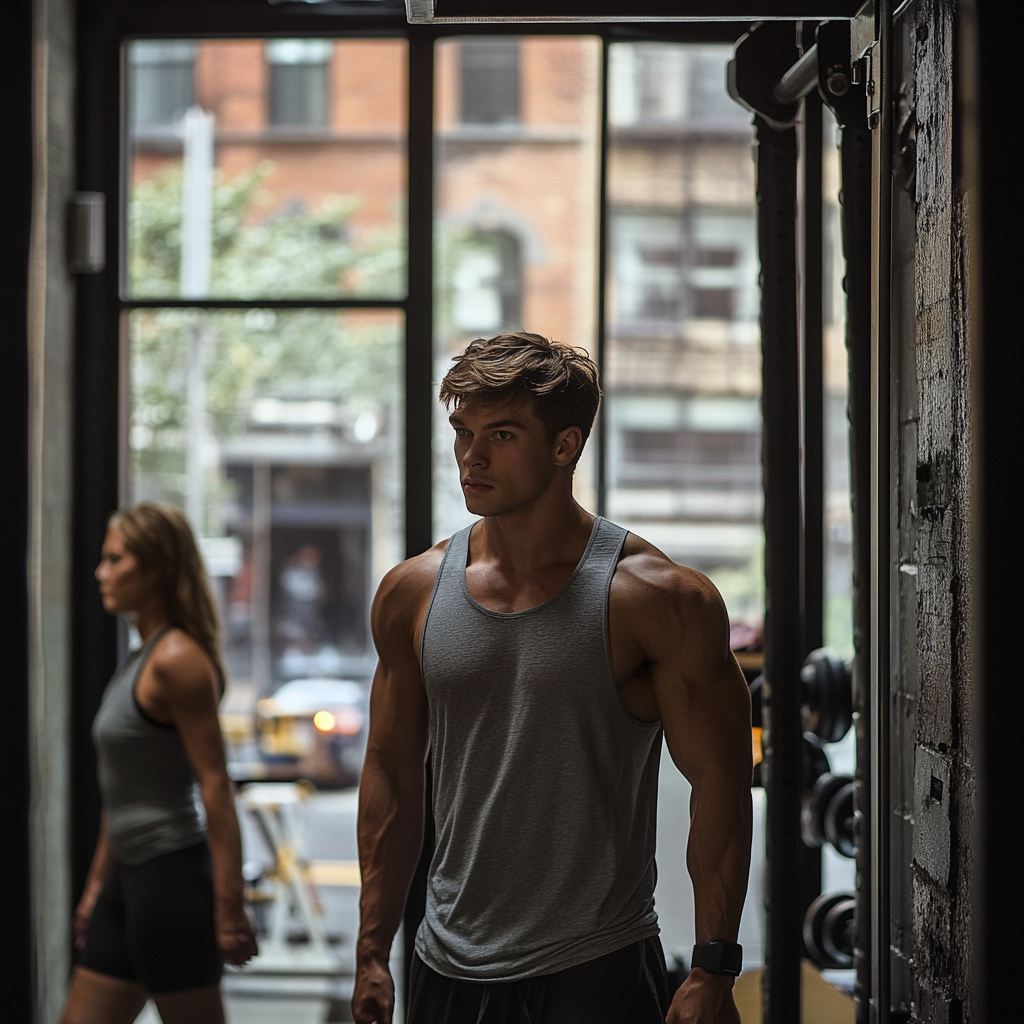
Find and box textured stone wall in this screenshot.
[901,2,976,1019]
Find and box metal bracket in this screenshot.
[67,192,105,274]
[727,21,802,130]
[815,19,870,129]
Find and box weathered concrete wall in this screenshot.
[29,0,76,1019]
[901,2,976,1019]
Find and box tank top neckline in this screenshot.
[458,515,606,620]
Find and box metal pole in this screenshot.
[798,78,825,924]
[181,106,214,534]
[402,29,436,1001]
[756,112,802,1024]
[838,120,874,1024]
[800,86,824,657]
[405,35,434,560]
[869,4,893,1021]
[250,461,272,697]
[595,36,609,519]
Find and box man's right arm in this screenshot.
[352,554,436,1024]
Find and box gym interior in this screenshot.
[3,1,1021,1022]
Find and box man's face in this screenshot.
[449,397,579,518]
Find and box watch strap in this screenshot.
[690,940,743,976]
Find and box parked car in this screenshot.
[255,677,368,788]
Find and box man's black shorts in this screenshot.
[78,841,223,994]
[407,935,670,1024]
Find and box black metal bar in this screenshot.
[970,2,1024,1020]
[0,0,34,1017]
[71,9,124,921]
[427,0,866,19]
[122,297,409,310]
[404,32,434,561]
[869,4,893,1018]
[801,87,824,656]
[595,37,609,518]
[756,113,802,1024]
[838,120,874,1024]
[400,27,435,1000]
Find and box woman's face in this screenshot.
[95,524,156,615]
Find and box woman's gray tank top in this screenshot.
[93,627,206,866]
[416,516,663,981]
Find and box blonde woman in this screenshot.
[61,502,257,1024]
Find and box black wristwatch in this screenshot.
[690,940,743,976]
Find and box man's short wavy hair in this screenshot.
[439,333,602,459]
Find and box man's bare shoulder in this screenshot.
[371,539,450,633]
[612,531,729,637]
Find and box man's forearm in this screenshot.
[686,778,752,942]
[356,750,426,965]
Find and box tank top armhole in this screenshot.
[131,625,177,731]
[602,524,662,731]
[419,532,463,675]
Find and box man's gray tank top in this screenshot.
[93,627,206,866]
[416,516,663,981]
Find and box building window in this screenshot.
[267,39,332,127]
[452,230,522,334]
[129,41,196,130]
[609,43,748,127]
[622,427,760,488]
[459,39,520,126]
[611,211,755,326]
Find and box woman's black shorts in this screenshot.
[78,841,223,994]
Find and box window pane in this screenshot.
[128,307,404,701]
[268,39,332,127]
[460,38,520,125]
[130,41,196,129]
[433,36,602,540]
[823,106,853,659]
[126,38,407,299]
[605,41,762,968]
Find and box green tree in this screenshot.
[128,163,403,521]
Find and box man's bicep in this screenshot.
[366,627,430,774]
[650,587,751,786]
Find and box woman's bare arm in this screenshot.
[150,633,258,966]
[75,811,115,948]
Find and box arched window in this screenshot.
[451,230,522,334]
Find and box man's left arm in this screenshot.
[645,572,753,1024]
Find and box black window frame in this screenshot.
[72,0,752,986]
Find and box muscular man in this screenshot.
[353,333,752,1024]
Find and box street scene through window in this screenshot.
[124,35,854,1022]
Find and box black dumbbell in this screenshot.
[824,778,856,858]
[803,891,855,970]
[801,771,850,848]
[800,648,854,743]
